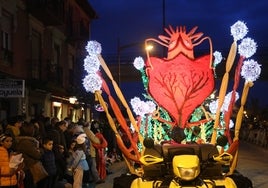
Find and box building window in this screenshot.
[31,29,42,79]
[49,43,62,84]
[68,54,74,85]
[1,9,13,65]
[2,31,9,49]
[53,43,60,66]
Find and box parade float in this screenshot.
[82,20,260,187]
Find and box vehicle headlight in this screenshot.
[177,166,199,180]
[173,155,200,181]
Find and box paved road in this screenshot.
[96,141,268,188]
[237,141,268,188]
[96,160,128,188]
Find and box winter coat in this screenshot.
[15,136,41,171]
[0,146,17,186]
[71,150,89,171]
[40,148,57,176]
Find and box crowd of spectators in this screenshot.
[0,115,121,188]
[240,122,268,148]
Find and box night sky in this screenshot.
[89,0,268,106]
[90,0,268,55]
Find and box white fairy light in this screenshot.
[230,20,248,41]
[82,73,102,93]
[130,97,156,117]
[238,37,257,58]
[84,55,100,73]
[209,100,218,114]
[213,51,223,66]
[241,59,261,82]
[133,56,145,70]
[85,41,102,55]
[209,91,239,114]
[146,101,156,113]
[222,91,239,112]
[229,119,234,129]
[130,97,145,116]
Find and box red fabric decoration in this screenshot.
[101,79,141,163]
[93,133,108,180]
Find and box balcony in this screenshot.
[26,0,64,26]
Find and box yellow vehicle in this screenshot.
[131,143,240,188]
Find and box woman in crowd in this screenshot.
[0,133,24,188]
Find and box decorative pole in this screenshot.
[211,41,237,145]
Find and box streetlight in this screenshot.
[117,40,153,87]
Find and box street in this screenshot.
[237,141,268,188]
[96,160,128,188]
[96,141,268,188]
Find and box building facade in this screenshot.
[0,0,97,122]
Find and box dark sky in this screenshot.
[90,0,268,56]
[89,0,268,106]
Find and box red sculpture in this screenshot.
[145,26,214,128]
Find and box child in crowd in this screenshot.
[0,133,24,188]
[68,140,76,158]
[65,140,76,183]
[70,133,89,188]
[55,144,72,188]
[37,137,57,188]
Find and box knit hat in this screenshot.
[76,133,87,144]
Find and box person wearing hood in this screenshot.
[69,133,89,188]
[16,121,41,188]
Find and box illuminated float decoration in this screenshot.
[82,20,261,174]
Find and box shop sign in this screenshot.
[0,79,25,98]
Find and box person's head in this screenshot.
[20,121,35,137]
[56,120,68,132]
[58,145,65,154]
[83,121,91,128]
[75,133,87,151]
[14,116,24,128]
[64,117,71,126]
[0,133,13,149]
[72,125,84,137]
[8,115,24,128]
[50,117,59,127]
[42,137,53,151]
[69,140,76,150]
[78,118,85,126]
[30,118,40,129]
[90,121,99,134]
